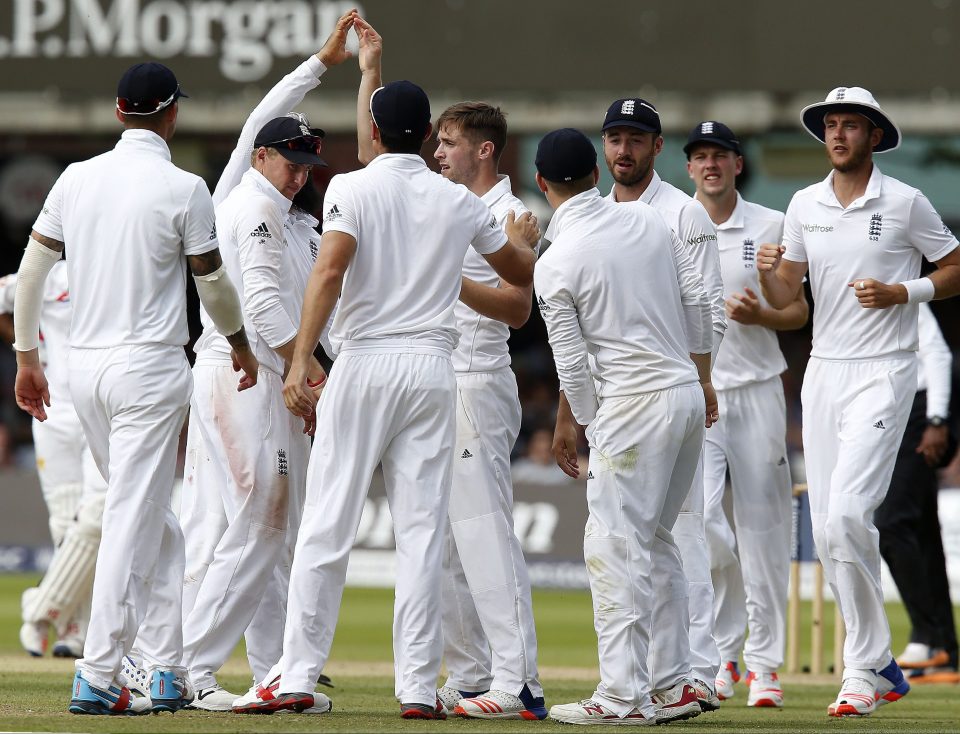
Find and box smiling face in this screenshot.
[823,112,882,173]
[602,126,662,188]
[687,143,742,199]
[433,123,483,187]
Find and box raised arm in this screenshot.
[354,15,383,166]
[212,9,358,204]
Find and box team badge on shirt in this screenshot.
[742,238,755,268]
[250,222,272,239]
[868,213,883,242]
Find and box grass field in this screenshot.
[0,574,958,732]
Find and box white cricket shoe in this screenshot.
[232,674,332,714]
[118,656,151,698]
[827,671,877,717]
[189,683,240,711]
[715,660,740,700]
[691,678,720,712]
[454,688,548,720]
[652,680,701,723]
[436,686,464,714]
[746,671,783,707]
[549,699,655,726]
[19,588,49,657]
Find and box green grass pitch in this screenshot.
[0,575,957,732]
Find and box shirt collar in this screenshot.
[116,129,171,161]
[544,187,602,243]
[367,153,429,171]
[607,169,662,204]
[242,167,293,211]
[815,164,883,210]
[705,191,745,231]
[481,175,514,208]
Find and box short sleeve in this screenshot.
[182,179,219,256]
[470,195,507,256]
[321,175,358,239]
[781,195,807,263]
[909,191,959,262]
[33,171,67,242]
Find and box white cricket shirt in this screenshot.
[607,171,726,338]
[453,175,529,374]
[917,302,951,417]
[706,193,788,390]
[782,165,958,360]
[321,154,507,353]
[535,188,711,426]
[195,168,312,376]
[0,262,72,399]
[33,129,218,348]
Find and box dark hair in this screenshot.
[378,131,425,155]
[545,170,596,197]
[437,102,508,163]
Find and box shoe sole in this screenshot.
[748,698,783,708]
[152,700,189,713]
[234,694,316,715]
[401,708,446,720]
[828,703,874,717]
[52,646,81,659]
[69,700,149,716]
[550,714,656,725]
[186,701,235,712]
[655,703,701,724]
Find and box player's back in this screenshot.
[35,130,215,349]
[322,153,504,354]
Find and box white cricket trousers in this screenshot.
[442,368,542,697]
[802,355,916,670]
[278,345,456,706]
[703,376,791,672]
[584,384,704,719]
[69,345,191,689]
[179,364,305,688]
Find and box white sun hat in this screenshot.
[800,86,900,153]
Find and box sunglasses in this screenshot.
[262,135,324,156]
[116,87,180,115]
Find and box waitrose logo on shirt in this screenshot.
[802,223,834,233]
[686,233,718,246]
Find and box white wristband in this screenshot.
[902,277,935,304]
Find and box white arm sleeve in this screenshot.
[679,200,725,335]
[917,302,952,417]
[672,232,712,355]
[213,57,327,206]
[194,264,245,338]
[13,237,61,351]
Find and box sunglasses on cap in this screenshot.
[116,87,181,116]
[260,135,324,156]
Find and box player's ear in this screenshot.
[115,108,125,125]
[535,172,548,194]
[735,155,744,176]
[478,140,495,161]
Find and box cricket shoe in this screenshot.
[69,671,151,715]
[715,660,740,700]
[235,692,319,714]
[691,678,720,712]
[232,673,332,715]
[875,658,910,707]
[150,670,193,713]
[52,637,83,658]
[454,685,548,720]
[118,656,151,698]
[437,685,479,713]
[187,683,238,712]
[897,643,950,670]
[652,680,701,723]
[548,699,655,726]
[400,699,447,719]
[827,671,877,717]
[19,588,49,656]
[746,671,783,707]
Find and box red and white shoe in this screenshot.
[232,673,331,714]
[652,681,701,723]
[715,661,741,701]
[827,673,877,717]
[746,671,783,708]
[454,688,547,720]
[548,699,655,726]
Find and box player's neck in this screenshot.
[831,162,873,208]
[467,168,500,199]
[696,188,737,226]
[612,169,654,203]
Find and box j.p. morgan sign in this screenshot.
[1,0,362,82]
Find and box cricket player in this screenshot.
[13,62,257,715]
[876,303,958,680]
[685,120,808,707]
[176,10,356,711]
[1,265,106,660]
[535,127,715,726]
[432,101,545,720]
[554,97,725,709]
[757,86,960,717]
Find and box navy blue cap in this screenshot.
[116,62,186,115]
[602,98,661,134]
[683,120,742,157]
[255,113,327,166]
[370,80,431,141]
[535,128,598,183]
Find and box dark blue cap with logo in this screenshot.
[683,120,742,157]
[370,80,431,142]
[255,113,327,166]
[535,128,598,183]
[116,62,186,115]
[602,98,661,134]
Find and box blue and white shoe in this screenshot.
[150,670,194,713]
[875,658,910,707]
[69,671,151,715]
